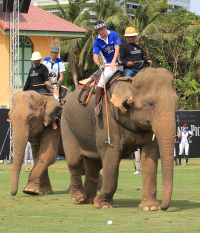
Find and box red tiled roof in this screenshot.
[0,4,87,33]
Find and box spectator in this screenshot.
[24,142,34,172]
[178,123,194,165]
[133,147,141,174]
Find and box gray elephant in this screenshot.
[61,67,178,211]
[9,91,63,196]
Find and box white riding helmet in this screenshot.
[30,52,42,61]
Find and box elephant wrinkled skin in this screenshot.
[61,67,178,210]
[9,91,62,196]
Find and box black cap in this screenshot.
[94,20,106,30]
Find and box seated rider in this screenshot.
[23,52,58,130]
[23,52,50,94]
[119,27,152,77]
[93,20,123,115]
[43,45,66,101]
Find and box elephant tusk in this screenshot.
[152,133,155,141]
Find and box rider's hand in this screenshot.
[57,80,62,86]
[110,60,116,71]
[148,60,152,67]
[127,61,133,67]
[98,64,105,72]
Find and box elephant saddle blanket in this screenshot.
[78,70,123,107]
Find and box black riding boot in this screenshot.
[179,156,181,165]
[186,155,189,165]
[94,86,104,115]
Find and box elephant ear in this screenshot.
[110,79,134,114]
[43,96,62,126]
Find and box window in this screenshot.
[19,37,33,87]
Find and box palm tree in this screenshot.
[54,0,89,88]
[129,0,171,59]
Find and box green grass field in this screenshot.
[0,158,200,232]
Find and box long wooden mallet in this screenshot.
[102,71,114,148]
[33,82,55,89]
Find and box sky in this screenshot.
[190,0,200,16]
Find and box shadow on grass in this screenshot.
[53,190,69,195]
[168,199,200,212]
[91,198,200,211]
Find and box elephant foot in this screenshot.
[70,188,86,202]
[80,193,96,204]
[39,186,53,195]
[23,186,40,195]
[23,184,53,195]
[94,195,115,209]
[138,200,161,211]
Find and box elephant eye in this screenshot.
[148,102,154,108]
[27,116,35,122]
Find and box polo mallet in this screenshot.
[102,71,114,148]
[33,81,55,89]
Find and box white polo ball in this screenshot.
[107,220,113,225]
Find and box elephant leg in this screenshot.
[94,153,120,208]
[68,159,85,202]
[23,128,60,195]
[81,158,102,204]
[62,123,86,202]
[138,137,161,211]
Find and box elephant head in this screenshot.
[9,91,62,196]
[110,67,178,210]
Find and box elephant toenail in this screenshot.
[143,206,150,211]
[102,205,109,209]
[150,206,157,211]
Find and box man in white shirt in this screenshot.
[178,123,194,165]
[43,45,66,100]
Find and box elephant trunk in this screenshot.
[11,127,29,196]
[152,107,176,210]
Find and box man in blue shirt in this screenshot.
[93,20,123,115]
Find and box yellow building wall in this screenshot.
[0,35,60,107]
[29,36,61,59]
[0,33,10,107]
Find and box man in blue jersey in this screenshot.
[93,20,123,115]
[43,45,66,100]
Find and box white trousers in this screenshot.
[179,142,189,155]
[135,148,141,172]
[97,63,123,88]
[24,142,34,166]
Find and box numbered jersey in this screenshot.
[93,30,122,64]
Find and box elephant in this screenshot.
[9,90,103,196]
[9,91,63,196]
[61,67,178,211]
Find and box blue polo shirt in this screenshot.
[93,30,122,63]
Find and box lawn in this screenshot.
[0,158,200,232]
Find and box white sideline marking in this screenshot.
[0,214,200,221]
